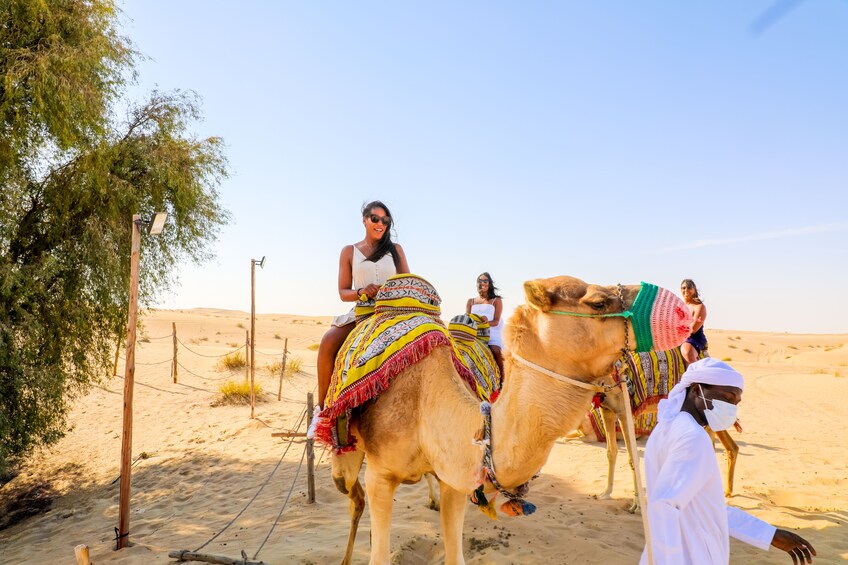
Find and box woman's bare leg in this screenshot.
[681,342,698,367]
[317,323,355,409]
[490,345,505,381]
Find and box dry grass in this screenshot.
[218,351,246,371]
[722,357,732,362]
[286,355,303,376]
[274,333,282,340]
[307,343,320,351]
[264,360,282,375]
[214,380,262,406]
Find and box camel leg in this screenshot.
[715,430,738,497]
[618,409,640,514]
[438,482,468,565]
[364,465,399,565]
[332,450,366,565]
[425,472,440,511]
[596,406,618,500]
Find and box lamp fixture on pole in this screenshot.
[250,256,265,419]
[117,212,167,550]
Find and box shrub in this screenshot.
[218,351,246,371]
[722,357,732,361]
[286,355,303,376]
[307,343,320,351]
[215,380,262,405]
[265,360,282,375]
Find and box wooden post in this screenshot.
[620,377,653,564]
[307,392,315,504]
[118,215,141,550]
[250,259,256,419]
[172,322,178,383]
[277,338,288,401]
[74,544,91,565]
[244,330,249,383]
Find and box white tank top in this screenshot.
[470,301,503,347]
[352,246,396,289]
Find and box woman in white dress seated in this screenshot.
[315,201,410,413]
[465,272,504,378]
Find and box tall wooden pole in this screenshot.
[118,215,141,549]
[250,259,256,419]
[244,330,249,383]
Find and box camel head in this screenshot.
[508,276,692,380]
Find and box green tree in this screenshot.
[0,0,230,474]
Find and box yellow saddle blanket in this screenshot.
[315,274,499,451]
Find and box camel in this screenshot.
[329,276,692,565]
[590,348,740,513]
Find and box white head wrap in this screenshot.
[657,357,745,423]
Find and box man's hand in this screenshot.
[771,529,815,564]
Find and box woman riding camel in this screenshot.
[310,201,409,435]
[466,272,505,378]
[681,278,707,366]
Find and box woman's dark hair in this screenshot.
[362,200,400,270]
[680,278,703,305]
[478,272,502,300]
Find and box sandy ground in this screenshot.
[1,309,846,564]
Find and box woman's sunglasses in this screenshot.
[367,214,392,226]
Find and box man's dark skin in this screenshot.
[682,383,817,565]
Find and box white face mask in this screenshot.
[699,384,738,431]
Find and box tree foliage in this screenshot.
[0,0,230,473]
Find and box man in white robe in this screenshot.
[640,358,816,564]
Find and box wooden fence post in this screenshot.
[172,322,178,383]
[278,338,288,401]
[307,392,315,504]
[74,544,90,565]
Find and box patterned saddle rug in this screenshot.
[449,314,501,402]
[315,274,495,452]
[585,346,708,440]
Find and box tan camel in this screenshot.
[591,349,739,513]
[330,276,691,565]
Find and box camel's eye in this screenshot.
[585,297,607,311]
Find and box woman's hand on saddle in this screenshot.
[362,284,380,300]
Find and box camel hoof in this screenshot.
[627,501,640,514]
[427,499,440,512]
[594,492,612,500]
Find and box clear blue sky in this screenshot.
[120,1,847,334]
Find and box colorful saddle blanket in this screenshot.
[449,314,501,402]
[315,274,483,451]
[586,347,698,440]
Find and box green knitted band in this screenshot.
[629,282,657,352]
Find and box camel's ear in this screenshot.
[524,279,555,311]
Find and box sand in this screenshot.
[1,309,846,564]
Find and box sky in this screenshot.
[118,1,848,334]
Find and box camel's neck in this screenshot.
[487,357,599,488]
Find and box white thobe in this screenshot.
[640,411,776,564]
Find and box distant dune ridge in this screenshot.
[0,309,845,563]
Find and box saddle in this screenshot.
[315,274,499,452]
